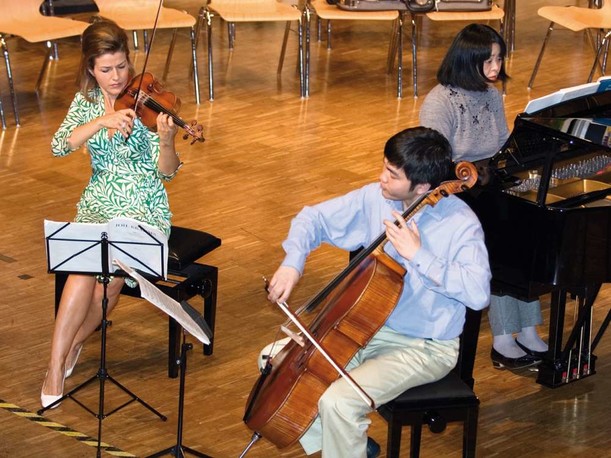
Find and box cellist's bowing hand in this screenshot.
[384,210,421,261]
[267,266,300,304]
[156,113,178,144]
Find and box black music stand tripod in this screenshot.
[148,325,212,458]
[39,228,167,457]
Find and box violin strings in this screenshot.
[137,91,189,130]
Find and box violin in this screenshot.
[114,72,205,145]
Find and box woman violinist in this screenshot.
[41,19,182,408]
[264,127,491,457]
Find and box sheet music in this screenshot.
[524,82,601,114]
[44,218,168,278]
[115,260,211,345]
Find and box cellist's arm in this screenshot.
[267,266,300,304]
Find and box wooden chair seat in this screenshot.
[312,0,400,21]
[529,1,611,89]
[425,3,504,22]
[208,1,302,22]
[0,0,90,126]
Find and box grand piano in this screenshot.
[462,88,611,388]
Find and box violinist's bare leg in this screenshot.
[43,276,125,397]
[64,277,124,375]
[42,275,97,397]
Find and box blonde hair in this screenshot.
[77,19,134,102]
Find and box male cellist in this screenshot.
[264,127,491,458]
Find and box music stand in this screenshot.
[117,262,213,458]
[39,219,169,457]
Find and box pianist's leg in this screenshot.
[489,295,543,369]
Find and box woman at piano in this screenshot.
[419,23,547,370]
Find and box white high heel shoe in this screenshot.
[65,345,82,378]
[41,371,65,409]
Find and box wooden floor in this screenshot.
[1,1,610,456]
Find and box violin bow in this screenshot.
[132,0,164,110]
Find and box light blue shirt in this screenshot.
[281,183,491,340]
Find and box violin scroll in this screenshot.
[184,120,205,145]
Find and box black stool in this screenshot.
[377,309,482,457]
[55,226,221,378]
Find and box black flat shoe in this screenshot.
[491,347,541,370]
[515,339,548,358]
[367,437,380,458]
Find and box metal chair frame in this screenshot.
[93,0,201,104]
[0,0,89,127]
[195,0,306,101]
[529,1,611,89]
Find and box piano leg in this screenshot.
[537,285,600,388]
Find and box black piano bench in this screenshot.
[54,226,221,379]
[377,309,482,458]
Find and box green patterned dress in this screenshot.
[51,89,177,237]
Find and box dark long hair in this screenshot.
[77,19,134,102]
[437,23,508,92]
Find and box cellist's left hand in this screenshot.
[384,210,421,261]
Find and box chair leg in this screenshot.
[0,90,5,130]
[410,13,417,98]
[207,10,215,101]
[528,21,554,89]
[386,18,398,74]
[463,406,479,458]
[132,30,140,50]
[588,30,611,82]
[228,22,236,49]
[326,20,332,50]
[303,7,311,98]
[409,423,423,458]
[196,7,214,101]
[386,417,403,458]
[190,27,201,104]
[35,43,54,93]
[0,34,18,126]
[143,30,150,52]
[278,21,292,75]
[162,29,179,82]
[396,14,404,99]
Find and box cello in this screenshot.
[242,161,478,452]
